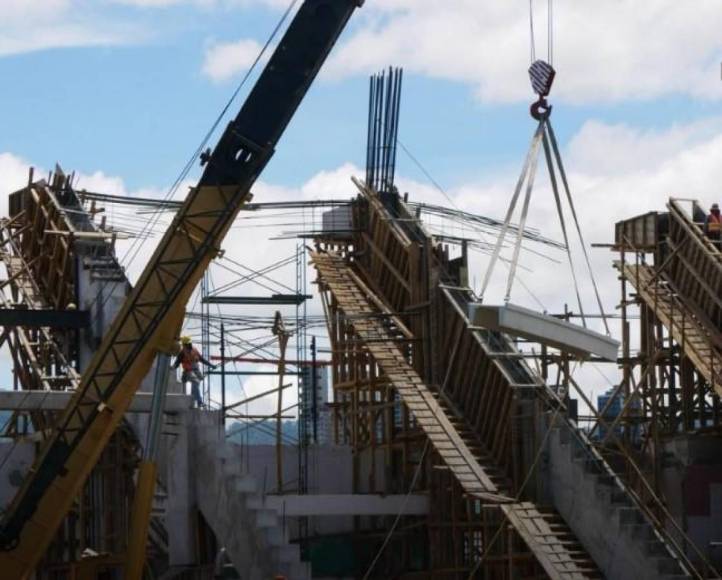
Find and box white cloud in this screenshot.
[0,0,71,20]
[202,38,268,82]
[111,0,288,8]
[112,0,194,6]
[300,163,360,198]
[322,0,722,104]
[0,0,290,57]
[566,118,722,175]
[0,0,139,56]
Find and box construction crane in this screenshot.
[0,1,362,577]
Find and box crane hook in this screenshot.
[530,97,552,121]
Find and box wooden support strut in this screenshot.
[618,260,722,397]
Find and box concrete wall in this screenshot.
[164,411,196,567]
[76,256,129,375]
[235,444,357,538]
[239,444,354,496]
[229,443,399,542]
[661,435,722,568]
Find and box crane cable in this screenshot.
[491,1,614,334]
[548,0,554,65]
[529,0,554,65]
[397,139,548,311]
[529,0,536,63]
[96,0,300,312]
[546,122,611,335]
[478,120,545,302]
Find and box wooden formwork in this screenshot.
[0,171,155,578]
[613,200,722,440]
[314,183,600,579]
[610,200,722,575]
[666,199,722,331]
[8,172,77,311]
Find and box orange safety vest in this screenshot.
[179,347,202,372]
[709,213,722,233]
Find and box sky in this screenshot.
[1,0,722,418]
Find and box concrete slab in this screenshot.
[0,390,192,413]
[469,302,619,361]
[263,494,428,516]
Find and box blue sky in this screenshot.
[2,0,722,408]
[0,0,719,194]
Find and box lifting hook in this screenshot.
[530,97,552,121]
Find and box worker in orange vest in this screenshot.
[173,336,216,408]
[705,203,722,248]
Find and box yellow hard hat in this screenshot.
[181,336,193,345]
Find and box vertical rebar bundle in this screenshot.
[366,67,403,194]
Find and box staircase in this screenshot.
[667,199,722,330]
[438,283,692,580]
[190,412,311,580]
[617,261,722,396]
[312,250,602,579]
[548,420,691,579]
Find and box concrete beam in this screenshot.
[0,390,191,413]
[469,302,620,361]
[263,494,428,516]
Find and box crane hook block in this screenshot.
[529,59,555,97]
[528,59,556,121]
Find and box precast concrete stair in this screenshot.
[192,413,311,580]
[548,421,692,580]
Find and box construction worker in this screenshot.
[173,336,216,408]
[705,203,722,248]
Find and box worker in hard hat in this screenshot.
[705,203,722,249]
[173,336,216,409]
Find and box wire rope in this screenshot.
[95,0,300,311]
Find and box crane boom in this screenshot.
[0,1,362,576]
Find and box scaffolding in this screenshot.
[0,169,168,578]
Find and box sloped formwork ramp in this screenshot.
[312,250,601,579]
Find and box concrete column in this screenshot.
[166,411,196,566]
